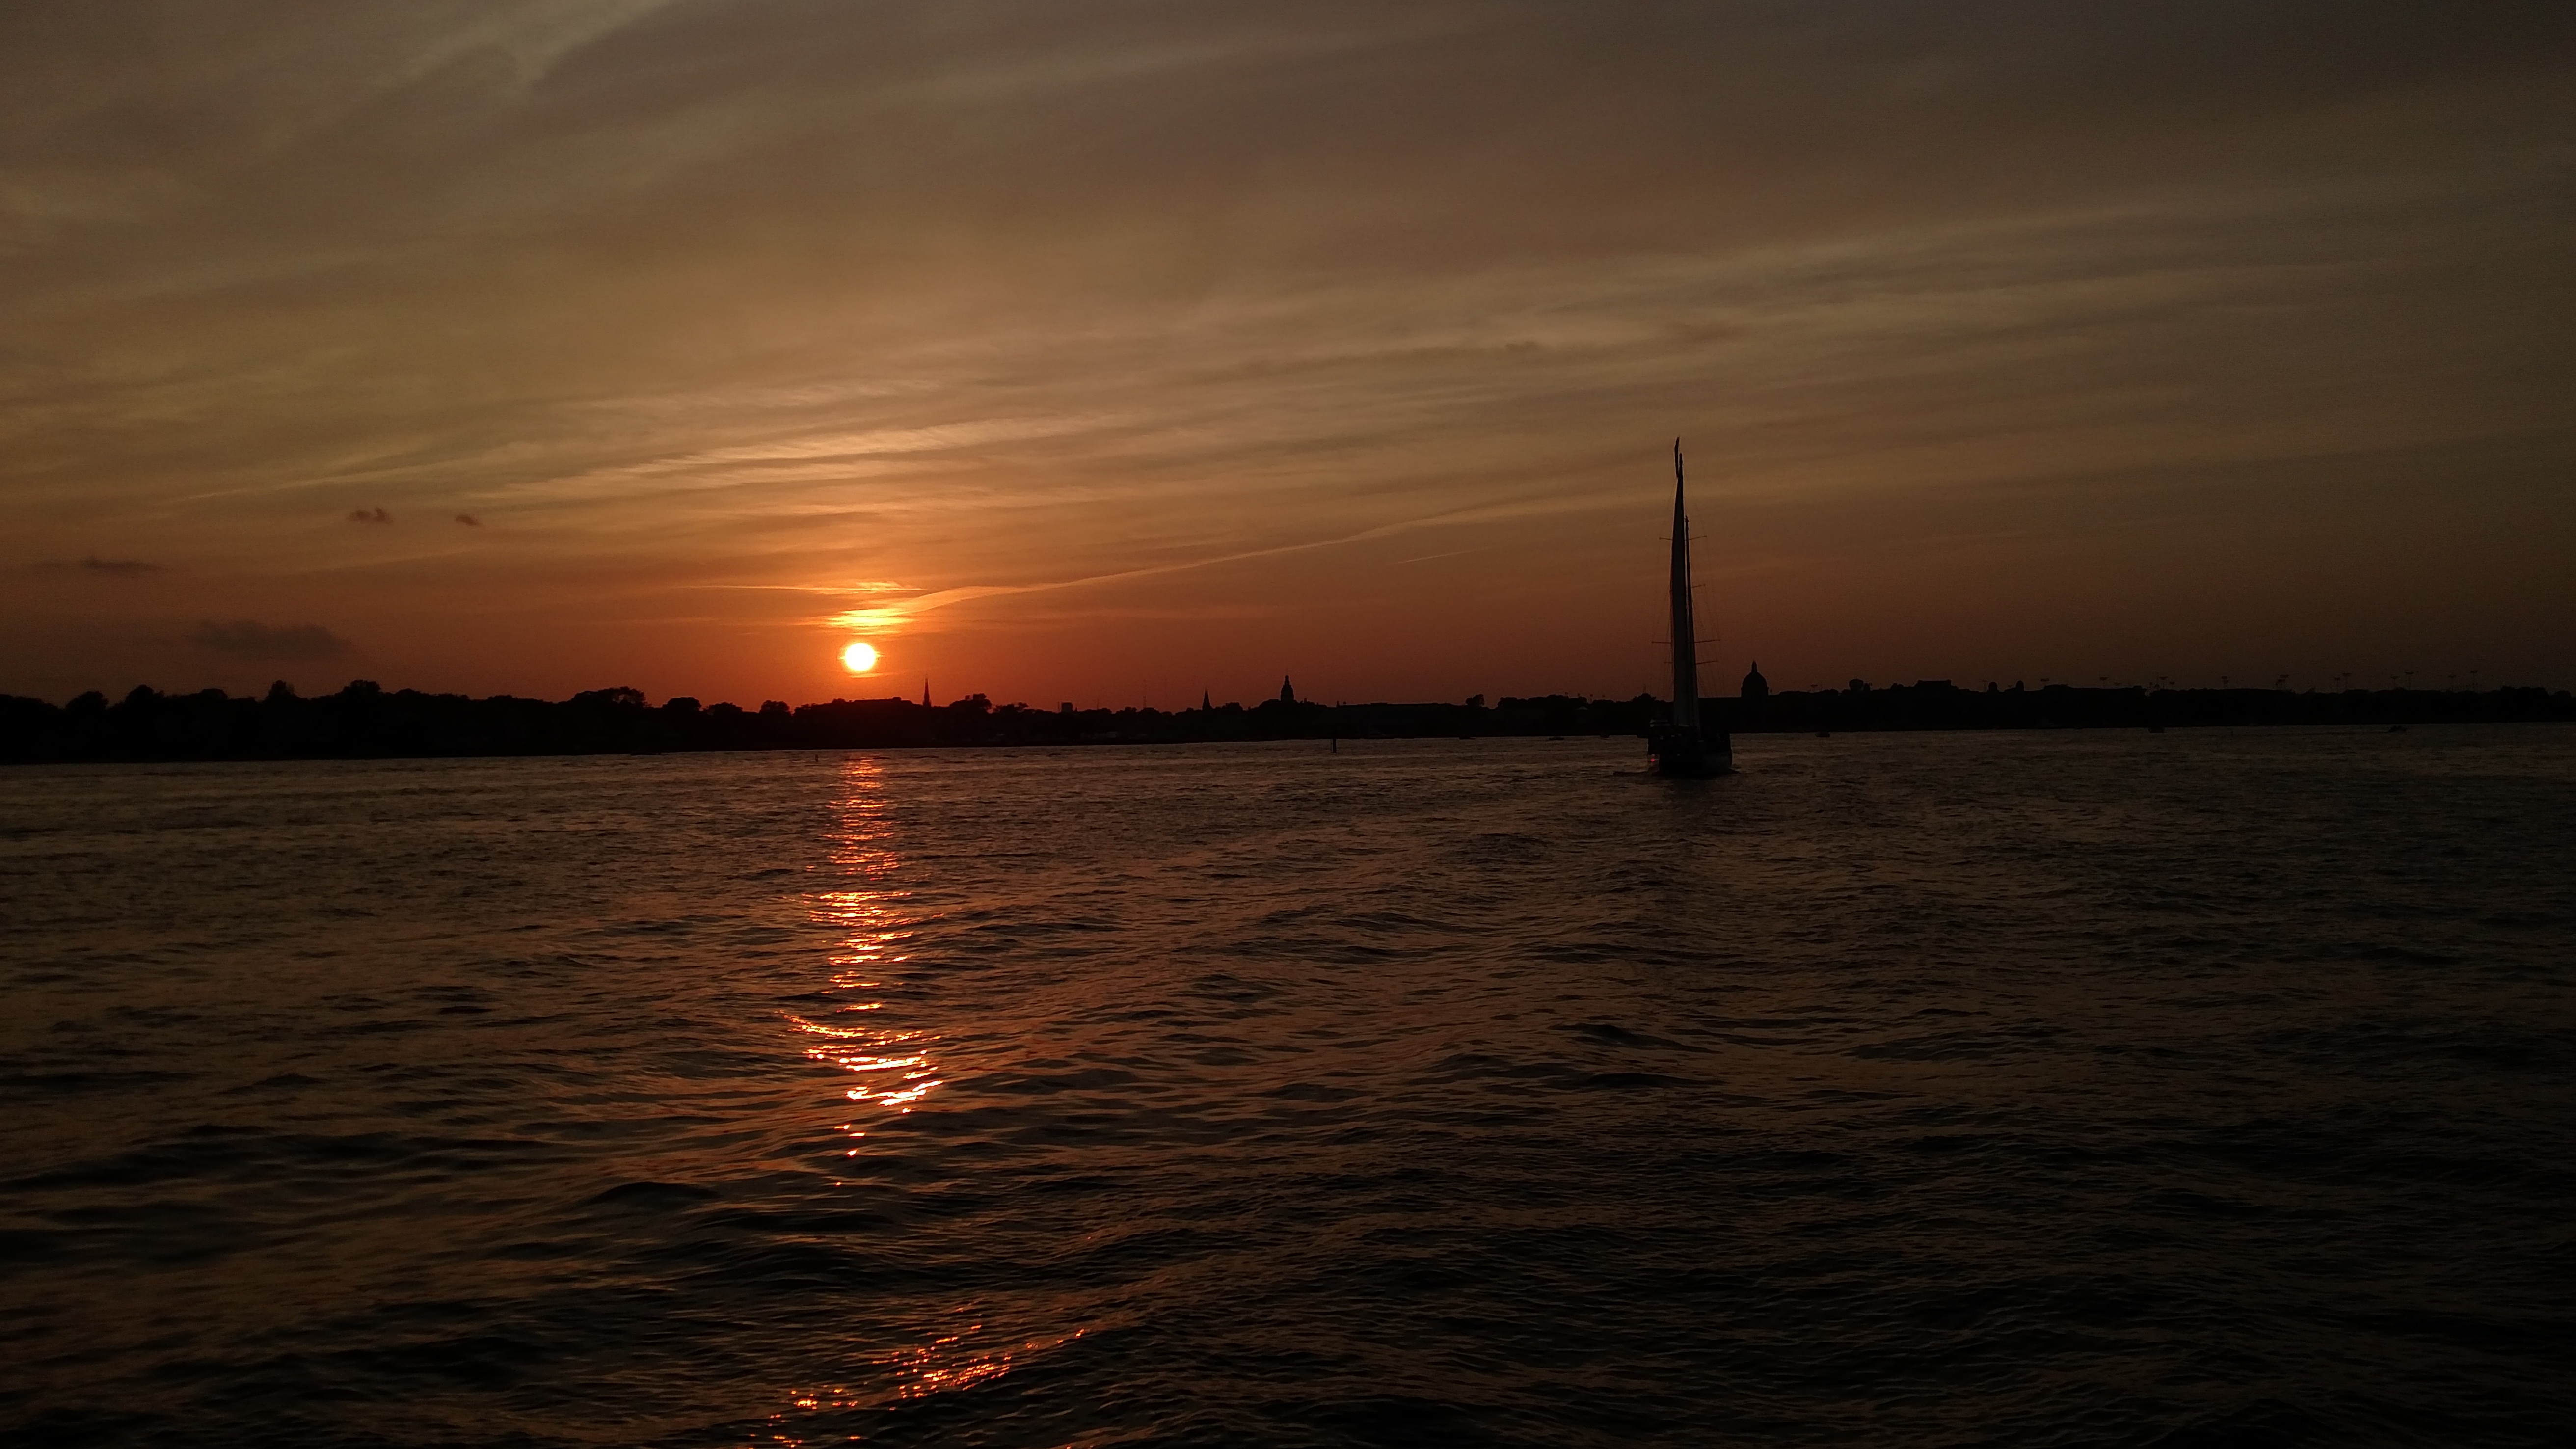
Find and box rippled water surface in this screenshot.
[4,730,2573,1447]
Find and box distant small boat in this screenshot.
[1648,440,1732,778]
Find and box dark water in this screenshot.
[3,730,2572,1448]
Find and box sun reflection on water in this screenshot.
[761,1318,1091,1445]
[764,760,1082,1439]
[798,757,940,1127]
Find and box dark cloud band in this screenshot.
[190,620,353,661]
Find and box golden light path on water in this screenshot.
[765,758,1081,1442]
[795,758,934,1120]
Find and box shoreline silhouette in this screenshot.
[3,678,2569,764]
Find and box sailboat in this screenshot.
[1648,439,1733,777]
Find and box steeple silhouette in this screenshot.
[1280,675,1296,706]
[1201,689,1212,712]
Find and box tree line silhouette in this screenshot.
[0,678,2565,763]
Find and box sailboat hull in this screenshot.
[1648,724,1733,777]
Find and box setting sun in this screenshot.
[840,641,879,674]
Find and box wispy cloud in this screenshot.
[824,496,1611,633]
[190,620,352,660]
[1,3,2569,698]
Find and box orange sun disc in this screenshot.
[840,641,879,673]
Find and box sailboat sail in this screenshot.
[1669,439,1700,734]
[1649,438,1731,777]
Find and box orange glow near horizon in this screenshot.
[2,9,2571,705]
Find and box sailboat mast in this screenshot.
[1669,439,1701,732]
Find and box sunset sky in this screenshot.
[6,2,2572,708]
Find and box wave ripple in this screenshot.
[3,730,2572,1446]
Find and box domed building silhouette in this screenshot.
[1740,662,1769,699]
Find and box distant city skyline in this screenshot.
[5,5,2572,704]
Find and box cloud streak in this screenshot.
[0,2,2569,701]
[190,620,354,661]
